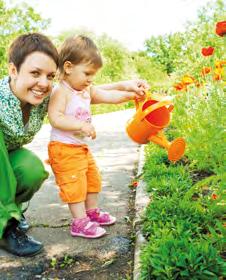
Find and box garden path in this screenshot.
[0,109,141,279]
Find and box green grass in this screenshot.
[139,145,225,280]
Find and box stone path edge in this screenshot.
[133,145,150,280]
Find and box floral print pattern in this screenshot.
[0,77,49,151]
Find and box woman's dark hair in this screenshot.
[8,33,59,71]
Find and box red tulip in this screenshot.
[201,47,214,56]
[216,21,226,37]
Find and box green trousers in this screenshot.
[0,131,49,238]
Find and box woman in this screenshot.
[0,32,148,257]
[0,33,58,257]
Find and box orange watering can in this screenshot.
[126,94,186,162]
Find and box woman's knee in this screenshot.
[9,148,49,193]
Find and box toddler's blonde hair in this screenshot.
[58,35,102,74]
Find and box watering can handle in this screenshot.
[134,90,151,110]
[134,98,142,110]
[139,100,173,121]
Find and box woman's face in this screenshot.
[9,51,57,106]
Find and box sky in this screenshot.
[7,0,211,51]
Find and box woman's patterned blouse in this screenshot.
[0,77,49,151]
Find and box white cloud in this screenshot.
[7,0,210,50]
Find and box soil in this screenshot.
[40,254,133,280]
[0,186,137,280]
[39,187,136,280]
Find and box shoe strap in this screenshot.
[72,217,99,235]
[87,208,111,222]
[83,221,99,235]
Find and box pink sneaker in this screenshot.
[70,217,106,238]
[86,208,116,226]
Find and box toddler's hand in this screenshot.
[81,122,96,139]
[125,79,149,96]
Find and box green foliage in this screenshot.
[140,146,225,279]
[140,232,226,280]
[0,0,49,78]
[131,51,169,90]
[171,83,225,173]
[145,32,185,74]
[172,1,225,78]
[144,0,225,75]
[50,255,74,270]
[96,34,137,83]
[143,196,215,238]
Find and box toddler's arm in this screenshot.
[90,79,149,104]
[96,80,149,93]
[48,87,96,138]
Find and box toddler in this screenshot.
[48,35,148,238]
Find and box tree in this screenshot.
[145,32,184,75]
[0,0,49,77]
[96,34,137,84]
[131,51,168,90]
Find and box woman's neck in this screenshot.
[21,103,31,125]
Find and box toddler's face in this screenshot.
[67,62,100,91]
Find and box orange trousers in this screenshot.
[48,141,101,203]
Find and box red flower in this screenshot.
[201,47,214,56]
[211,193,218,200]
[216,21,226,37]
[132,181,138,187]
[174,82,185,91]
[201,66,212,75]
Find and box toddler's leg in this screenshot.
[68,201,86,219]
[86,150,116,226]
[49,143,106,238]
[85,193,98,210]
[86,193,116,226]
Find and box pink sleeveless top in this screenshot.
[50,82,92,145]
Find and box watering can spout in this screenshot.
[126,93,186,162]
[148,132,186,162]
